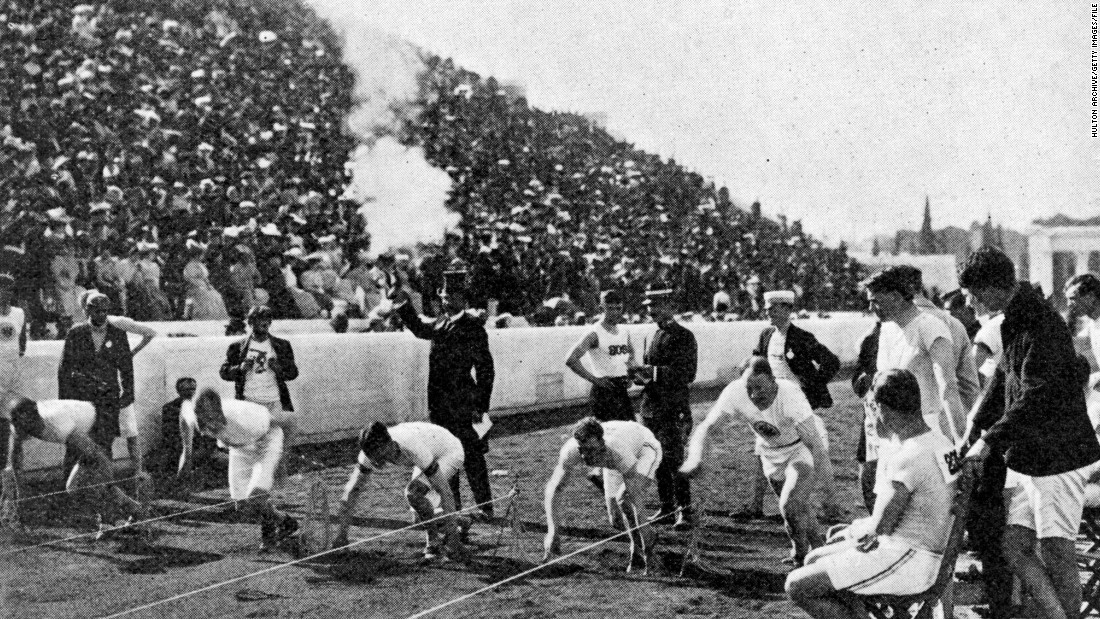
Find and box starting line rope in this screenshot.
[10,475,140,504]
[0,494,244,557]
[99,489,519,619]
[402,505,681,619]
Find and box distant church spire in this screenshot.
[918,195,938,254]
[981,213,997,248]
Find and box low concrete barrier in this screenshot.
[16,316,876,472]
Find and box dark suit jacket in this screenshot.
[219,334,298,411]
[754,323,839,410]
[397,302,494,427]
[58,321,134,439]
[976,282,1100,476]
[641,320,697,421]
[58,322,134,407]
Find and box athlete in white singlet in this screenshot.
[180,389,297,551]
[335,421,468,559]
[544,417,662,573]
[1,397,145,532]
[565,290,637,422]
[683,357,834,566]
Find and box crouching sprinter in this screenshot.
[1,397,146,536]
[543,417,662,573]
[335,421,469,561]
[180,388,298,551]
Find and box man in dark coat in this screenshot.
[753,290,840,410]
[220,305,299,477]
[219,305,298,414]
[634,288,697,529]
[961,246,1100,619]
[395,269,496,518]
[58,292,147,492]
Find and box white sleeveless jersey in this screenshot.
[36,399,96,444]
[561,420,660,473]
[357,422,464,471]
[711,378,812,452]
[586,323,631,378]
[215,399,272,450]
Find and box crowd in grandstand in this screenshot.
[0,0,864,339]
[405,56,865,319]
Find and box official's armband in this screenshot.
[422,461,440,477]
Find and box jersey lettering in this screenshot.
[752,420,782,440]
[247,349,269,373]
[607,344,630,356]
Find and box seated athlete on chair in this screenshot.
[784,369,956,619]
[543,416,662,574]
[335,421,468,561]
[0,397,146,535]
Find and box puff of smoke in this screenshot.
[346,137,457,255]
[306,1,457,256]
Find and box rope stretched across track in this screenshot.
[0,494,244,556]
[402,505,681,619]
[99,490,519,619]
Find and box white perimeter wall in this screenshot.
[16,316,875,471]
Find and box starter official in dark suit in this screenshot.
[634,288,697,529]
[395,269,496,518]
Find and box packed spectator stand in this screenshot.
[0,0,865,339]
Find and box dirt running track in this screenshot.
[2,382,872,619]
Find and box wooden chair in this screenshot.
[850,460,977,619]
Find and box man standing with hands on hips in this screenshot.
[566,290,637,422]
[395,269,496,521]
[632,288,697,529]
